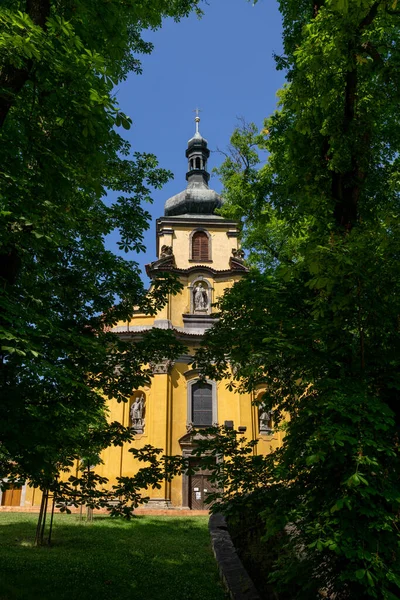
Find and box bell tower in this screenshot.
[143,114,248,334]
[163,114,223,219]
[106,115,271,512]
[185,111,210,186]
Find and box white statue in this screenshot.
[130,394,145,430]
[194,283,208,311]
[259,407,272,433]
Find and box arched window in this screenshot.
[195,157,201,169]
[192,382,213,426]
[191,230,209,261]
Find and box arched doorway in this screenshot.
[188,458,216,510]
[179,431,217,510]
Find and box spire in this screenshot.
[194,107,201,137]
[186,109,210,185]
[163,113,223,217]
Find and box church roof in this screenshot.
[187,129,208,146]
[164,181,223,217]
[164,115,223,217]
[111,323,208,338]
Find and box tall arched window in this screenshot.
[191,230,209,261]
[192,382,213,426]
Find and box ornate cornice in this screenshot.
[157,216,238,229]
[149,358,175,375]
[146,262,248,278]
[229,256,248,272]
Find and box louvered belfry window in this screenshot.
[192,231,209,261]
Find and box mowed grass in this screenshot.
[0,513,227,600]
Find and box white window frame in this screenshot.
[187,378,217,427]
[189,228,212,262]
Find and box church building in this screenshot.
[100,117,282,509]
[2,118,282,510]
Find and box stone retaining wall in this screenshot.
[209,513,261,600]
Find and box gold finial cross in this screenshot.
[193,107,202,133]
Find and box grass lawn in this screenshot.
[0,513,227,600]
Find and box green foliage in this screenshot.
[0,514,225,600]
[189,426,267,509]
[53,446,188,520]
[0,1,200,492]
[195,1,400,598]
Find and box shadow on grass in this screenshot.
[0,514,227,600]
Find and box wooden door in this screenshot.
[1,486,22,506]
[189,474,215,510]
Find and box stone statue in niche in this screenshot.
[130,394,145,433]
[193,283,208,311]
[160,245,173,258]
[259,406,272,434]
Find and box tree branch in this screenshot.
[0,0,50,127]
[0,66,32,128]
[330,3,380,229]
[313,0,324,18]
[359,1,380,31]
[330,4,381,229]
[332,41,359,229]
[26,0,51,29]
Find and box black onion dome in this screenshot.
[164,118,223,217]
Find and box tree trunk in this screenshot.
[34,488,48,546]
[47,494,56,545]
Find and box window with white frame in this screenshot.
[187,379,217,427]
[191,230,210,261]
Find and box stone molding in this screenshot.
[146,262,249,278]
[229,256,248,272]
[150,359,175,375]
[157,216,238,229]
[158,228,174,236]
[183,367,200,380]
[145,498,172,509]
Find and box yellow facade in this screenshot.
[13,123,281,511]
[96,123,283,510]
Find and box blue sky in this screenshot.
[107,0,285,282]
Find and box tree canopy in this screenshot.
[195,1,400,598]
[0,1,201,492]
